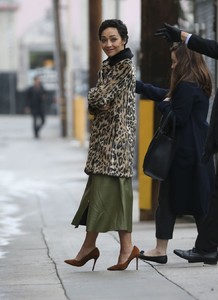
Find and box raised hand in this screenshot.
[154,23,181,42]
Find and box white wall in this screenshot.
[102,0,141,65]
[0,9,18,71]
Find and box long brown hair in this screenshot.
[167,43,212,98]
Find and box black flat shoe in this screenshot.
[139,250,167,264]
[174,248,218,265]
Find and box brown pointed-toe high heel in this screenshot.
[107,246,140,271]
[64,247,100,271]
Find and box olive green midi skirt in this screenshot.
[71,174,133,232]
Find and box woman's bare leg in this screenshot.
[144,238,168,256]
[117,230,133,264]
[75,231,99,260]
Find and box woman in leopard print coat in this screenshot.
[65,19,139,271]
[85,45,136,177]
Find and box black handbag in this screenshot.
[143,111,176,181]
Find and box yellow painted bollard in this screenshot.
[138,99,155,220]
[73,95,86,145]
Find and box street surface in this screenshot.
[0,115,217,300]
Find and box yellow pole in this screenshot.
[138,99,154,214]
[73,95,86,145]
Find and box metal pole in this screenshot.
[89,0,102,89]
[115,0,120,19]
[66,0,73,137]
[7,7,16,114]
[53,0,67,137]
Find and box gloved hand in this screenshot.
[154,23,181,42]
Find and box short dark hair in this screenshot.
[98,19,129,46]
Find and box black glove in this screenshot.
[154,23,181,42]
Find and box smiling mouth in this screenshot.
[106,49,114,55]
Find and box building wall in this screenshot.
[195,0,215,85]
[0,2,18,71]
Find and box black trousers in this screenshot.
[195,167,218,253]
[32,112,45,138]
[155,179,205,240]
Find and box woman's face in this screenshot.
[171,51,178,70]
[100,27,125,57]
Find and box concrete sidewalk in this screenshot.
[0,115,217,300]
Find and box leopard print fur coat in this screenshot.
[85,48,136,178]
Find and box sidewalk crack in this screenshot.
[41,228,70,300]
[145,262,198,300]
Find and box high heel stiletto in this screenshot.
[64,247,100,271]
[107,246,140,271]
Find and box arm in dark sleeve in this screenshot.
[25,87,31,107]
[202,90,218,163]
[40,84,47,100]
[158,81,194,127]
[188,34,218,60]
[136,80,168,102]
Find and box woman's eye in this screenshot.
[101,38,117,43]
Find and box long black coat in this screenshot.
[136,80,215,215]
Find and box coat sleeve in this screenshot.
[158,81,195,127]
[25,87,31,107]
[135,80,167,102]
[202,89,218,162]
[188,34,218,60]
[88,60,135,109]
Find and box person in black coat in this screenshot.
[154,23,218,264]
[137,42,215,264]
[26,76,46,138]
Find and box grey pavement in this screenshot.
[0,115,217,300]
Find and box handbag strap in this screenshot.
[159,111,176,138]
